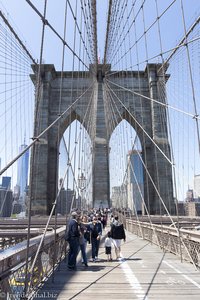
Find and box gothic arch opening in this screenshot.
[109,120,144,214]
[58,120,93,215]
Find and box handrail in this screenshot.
[126,219,200,242]
[124,217,200,268]
[0,226,66,276]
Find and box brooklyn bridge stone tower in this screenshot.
[30,63,174,215]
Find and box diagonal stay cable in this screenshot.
[106,78,200,120]
[0,10,36,64]
[180,0,200,155]
[110,0,177,67]
[67,0,93,64]
[28,85,95,276]
[80,0,96,62]
[105,82,177,224]
[106,81,200,265]
[106,93,152,225]
[61,88,95,200]
[105,80,173,166]
[0,81,95,176]
[159,13,200,72]
[91,0,98,64]
[105,85,154,234]
[105,0,129,64]
[25,0,91,71]
[105,35,200,77]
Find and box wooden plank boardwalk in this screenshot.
[34,228,200,300]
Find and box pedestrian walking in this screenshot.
[65,211,80,270]
[110,216,126,260]
[89,216,102,261]
[79,215,90,267]
[104,231,113,261]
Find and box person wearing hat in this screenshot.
[66,211,80,270]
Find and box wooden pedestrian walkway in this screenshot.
[34,228,200,300]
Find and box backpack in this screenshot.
[111,223,125,240]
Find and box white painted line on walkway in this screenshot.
[163,261,200,288]
[120,259,148,300]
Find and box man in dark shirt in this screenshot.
[66,211,80,269]
[89,216,102,261]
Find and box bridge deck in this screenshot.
[35,228,200,300]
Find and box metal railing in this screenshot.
[0,226,66,299]
[1,213,200,299]
[119,214,200,268]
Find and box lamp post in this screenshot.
[78,173,86,210]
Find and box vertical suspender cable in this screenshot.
[180,0,200,155]
[52,0,69,282]
[24,0,47,295]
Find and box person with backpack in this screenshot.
[110,215,126,260]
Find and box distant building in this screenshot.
[13,185,20,199]
[185,202,200,217]
[177,201,200,217]
[57,188,74,215]
[177,202,186,216]
[0,187,13,217]
[111,184,127,209]
[194,175,200,199]
[17,144,29,210]
[185,189,194,202]
[12,201,23,215]
[2,176,11,189]
[127,150,144,214]
[122,183,128,208]
[111,186,121,208]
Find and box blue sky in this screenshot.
[0,0,199,69]
[0,0,108,70]
[0,0,200,202]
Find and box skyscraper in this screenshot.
[0,157,1,182]
[0,188,13,217]
[127,150,144,214]
[2,176,11,189]
[17,144,29,210]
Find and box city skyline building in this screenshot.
[0,157,1,184]
[111,186,121,208]
[194,175,200,199]
[127,150,144,214]
[185,189,194,202]
[0,187,13,217]
[111,184,127,209]
[2,176,11,189]
[0,176,12,217]
[16,143,29,211]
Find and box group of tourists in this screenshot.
[65,209,126,270]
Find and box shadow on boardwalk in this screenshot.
[33,229,200,300]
